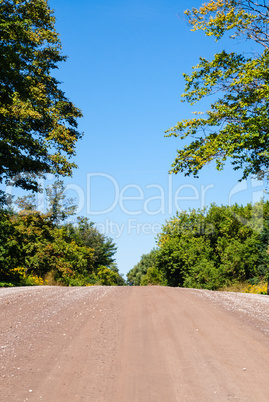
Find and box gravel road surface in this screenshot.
[0,286,269,401]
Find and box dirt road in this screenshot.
[0,286,269,401]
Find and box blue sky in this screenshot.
[9,0,267,277]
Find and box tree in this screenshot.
[154,203,261,289]
[96,265,120,286]
[15,194,37,213]
[45,179,77,224]
[109,262,125,286]
[166,0,269,181]
[0,0,82,201]
[127,249,161,286]
[0,209,22,281]
[69,217,117,271]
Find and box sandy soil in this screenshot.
[0,286,269,401]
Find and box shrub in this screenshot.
[243,281,267,295]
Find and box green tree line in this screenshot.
[2,0,269,291]
[127,201,269,291]
[0,181,124,287]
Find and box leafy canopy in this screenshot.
[166,0,269,181]
[0,0,82,196]
[0,202,121,286]
[155,202,265,289]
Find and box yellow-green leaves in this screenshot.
[184,0,268,48]
[167,1,269,181]
[0,0,82,194]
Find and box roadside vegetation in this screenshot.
[1,1,269,290]
[128,0,268,294]
[127,201,269,294]
[0,181,125,287]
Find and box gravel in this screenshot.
[189,288,269,334]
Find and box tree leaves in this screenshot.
[154,203,265,289]
[0,0,82,192]
[167,0,269,181]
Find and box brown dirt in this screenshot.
[0,286,269,401]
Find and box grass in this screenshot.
[221,280,268,295]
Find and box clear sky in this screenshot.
[15,0,269,276]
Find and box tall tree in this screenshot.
[0,0,82,201]
[68,217,117,271]
[154,203,261,289]
[166,0,269,181]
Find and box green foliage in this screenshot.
[0,209,22,280]
[183,258,221,290]
[67,217,117,273]
[63,273,97,287]
[127,249,159,286]
[0,0,82,199]
[140,266,166,286]
[109,263,126,286]
[96,266,119,286]
[256,215,269,276]
[157,203,264,289]
[15,194,37,212]
[166,0,269,181]
[45,179,77,224]
[130,201,269,290]
[0,0,122,286]
[0,282,15,287]
[0,191,122,285]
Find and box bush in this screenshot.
[140,266,166,286]
[243,281,267,295]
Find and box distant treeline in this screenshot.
[127,201,269,290]
[0,180,124,287]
